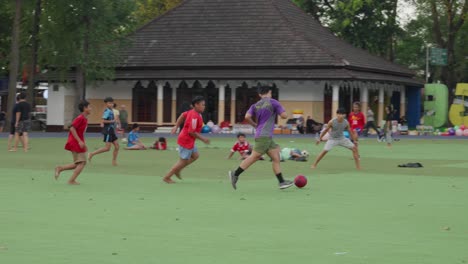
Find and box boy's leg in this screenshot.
[311,150,328,169]
[112,140,120,166]
[163,159,190,183]
[7,134,14,151]
[88,142,112,162]
[312,140,334,168]
[68,162,86,185]
[266,146,293,189]
[340,139,361,170]
[54,163,78,180]
[371,122,380,136]
[124,145,142,150]
[352,146,361,169]
[22,132,29,152]
[174,151,199,179]
[13,131,20,151]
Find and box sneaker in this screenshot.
[279,180,294,190]
[228,171,238,190]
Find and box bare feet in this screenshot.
[163,177,176,184]
[68,181,80,185]
[112,160,118,166]
[310,164,317,169]
[88,153,93,162]
[175,172,182,180]
[54,166,61,180]
[8,149,17,152]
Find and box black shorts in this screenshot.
[17,120,31,133]
[103,132,118,143]
[9,123,24,135]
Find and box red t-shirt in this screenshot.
[231,141,251,154]
[65,114,88,153]
[154,142,167,150]
[348,112,365,131]
[177,110,203,149]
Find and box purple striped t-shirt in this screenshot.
[247,98,285,138]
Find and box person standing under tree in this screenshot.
[228,86,294,190]
[14,92,31,153]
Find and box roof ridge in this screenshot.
[275,0,413,75]
[269,0,346,66]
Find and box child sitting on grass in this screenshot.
[227,133,252,160]
[125,123,147,150]
[150,137,167,150]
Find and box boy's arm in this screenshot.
[15,112,20,126]
[244,113,257,128]
[189,132,210,144]
[171,113,186,134]
[102,119,115,124]
[227,151,235,159]
[70,126,86,149]
[317,121,333,144]
[279,111,287,119]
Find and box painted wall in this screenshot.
[87,99,133,124]
[46,84,76,127]
[86,81,133,99]
[278,81,324,124]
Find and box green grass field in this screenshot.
[1,135,467,264]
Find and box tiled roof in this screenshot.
[119,0,415,78]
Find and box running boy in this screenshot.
[54,100,91,185]
[228,86,294,190]
[311,108,361,170]
[348,102,365,135]
[163,96,210,183]
[88,97,119,166]
[227,133,252,160]
[125,123,147,150]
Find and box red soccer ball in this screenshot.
[294,175,307,188]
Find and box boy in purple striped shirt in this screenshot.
[228,86,294,190]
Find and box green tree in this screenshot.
[0,0,13,77]
[294,0,401,61]
[134,0,182,27]
[6,0,22,128]
[427,0,467,90]
[38,0,137,101]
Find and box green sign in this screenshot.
[430,47,448,66]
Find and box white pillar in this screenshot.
[332,84,339,117]
[218,84,226,124]
[378,86,385,127]
[230,86,236,125]
[360,86,369,115]
[171,86,177,123]
[157,83,163,125]
[400,87,406,118]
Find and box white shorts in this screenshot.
[324,138,355,151]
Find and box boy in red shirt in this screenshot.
[163,96,210,183]
[227,133,252,160]
[348,102,365,134]
[54,100,91,185]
